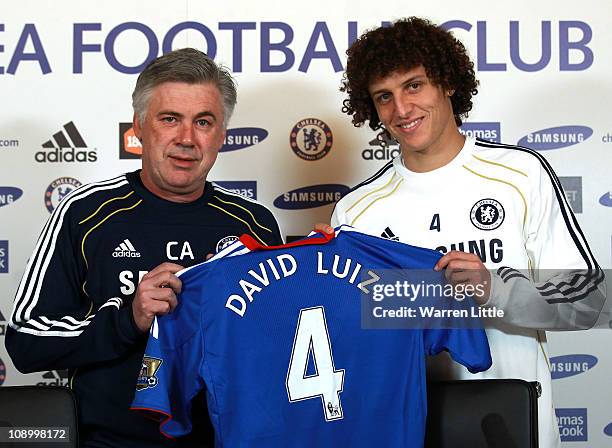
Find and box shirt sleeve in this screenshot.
[330,200,347,227]
[5,188,145,373]
[130,315,205,439]
[485,159,606,330]
[423,327,492,374]
[264,210,284,246]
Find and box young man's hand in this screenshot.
[434,251,491,305]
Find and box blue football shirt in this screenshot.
[131,226,491,447]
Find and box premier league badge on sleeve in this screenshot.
[470,198,505,231]
[136,356,163,391]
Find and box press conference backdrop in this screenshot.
[1,0,611,445]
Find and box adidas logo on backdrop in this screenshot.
[36,121,97,163]
[37,370,69,387]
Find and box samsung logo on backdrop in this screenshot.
[599,192,612,207]
[220,128,268,152]
[604,422,612,437]
[214,181,257,200]
[459,122,501,142]
[550,354,597,379]
[556,408,587,442]
[518,126,592,150]
[274,184,349,209]
[0,187,23,207]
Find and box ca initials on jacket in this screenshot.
[118,241,194,295]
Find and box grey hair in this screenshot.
[132,48,237,127]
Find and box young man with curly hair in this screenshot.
[331,17,605,447]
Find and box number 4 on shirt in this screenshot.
[430,213,441,232]
[286,306,345,421]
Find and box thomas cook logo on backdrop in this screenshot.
[559,177,583,213]
[550,354,597,379]
[37,370,69,387]
[0,240,8,274]
[470,199,505,230]
[599,191,612,207]
[45,177,82,213]
[119,123,142,159]
[556,408,587,442]
[517,126,592,150]
[459,122,501,143]
[290,118,333,161]
[220,128,268,152]
[36,121,97,163]
[274,184,349,210]
[362,134,400,161]
[214,181,257,200]
[0,187,23,208]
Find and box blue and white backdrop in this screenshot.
[1,0,611,445]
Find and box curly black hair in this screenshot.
[341,17,478,131]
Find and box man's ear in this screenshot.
[133,113,142,141]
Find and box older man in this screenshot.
[6,48,282,447]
